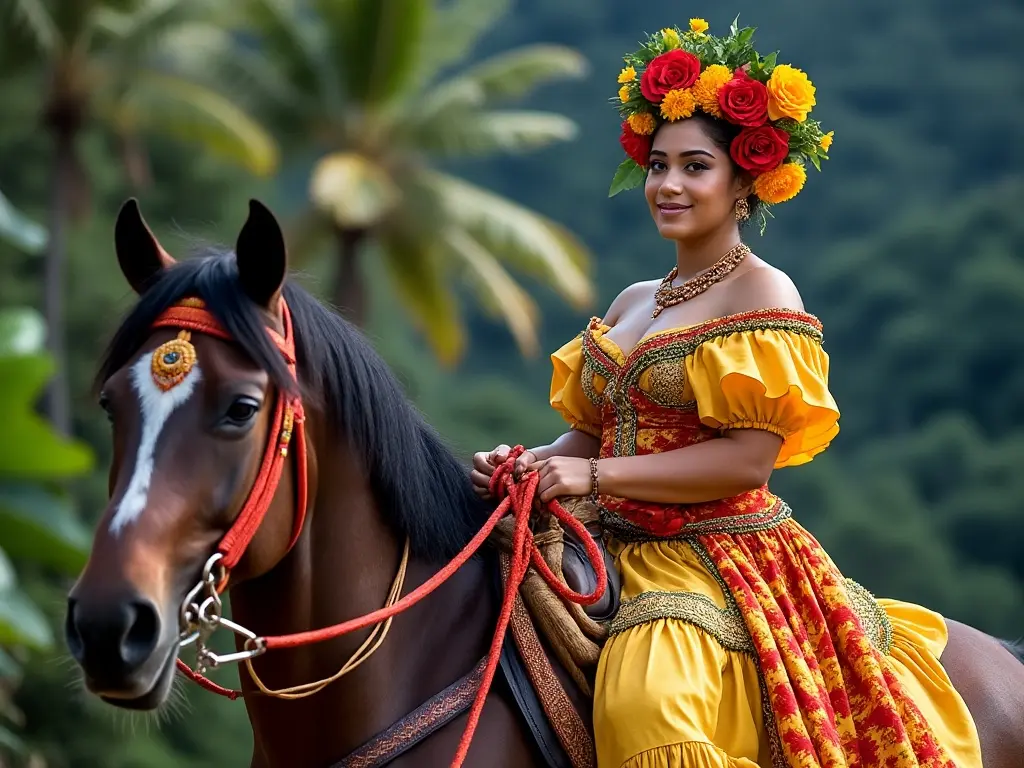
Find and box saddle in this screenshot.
[334,497,618,768]
[487,496,621,768]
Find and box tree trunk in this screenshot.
[332,227,367,327]
[43,127,76,436]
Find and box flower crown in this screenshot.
[610,17,832,216]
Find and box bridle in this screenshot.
[148,296,607,768]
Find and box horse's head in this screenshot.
[65,199,305,709]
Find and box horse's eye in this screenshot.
[225,397,260,424]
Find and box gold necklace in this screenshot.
[651,242,751,318]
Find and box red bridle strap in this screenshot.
[150,298,308,571]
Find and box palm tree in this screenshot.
[209,0,594,363]
[1,0,279,434]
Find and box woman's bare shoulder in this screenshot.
[602,279,661,325]
[725,264,804,314]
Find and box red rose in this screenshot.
[619,121,652,167]
[640,50,701,103]
[730,125,790,176]
[718,70,769,127]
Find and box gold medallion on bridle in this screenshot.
[151,330,197,391]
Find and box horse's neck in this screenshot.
[228,440,498,767]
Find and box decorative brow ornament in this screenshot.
[151,330,197,391]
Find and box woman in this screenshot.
[471,20,983,768]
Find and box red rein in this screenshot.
[152,298,608,767]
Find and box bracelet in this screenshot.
[588,457,600,503]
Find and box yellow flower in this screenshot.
[692,64,731,118]
[767,64,816,122]
[820,131,834,151]
[618,85,631,103]
[753,162,807,204]
[661,28,680,49]
[627,112,657,135]
[660,88,696,121]
[618,66,636,84]
[689,18,709,35]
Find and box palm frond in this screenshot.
[421,170,594,309]
[380,232,465,364]
[443,226,540,357]
[413,109,577,157]
[116,72,279,176]
[413,0,510,90]
[450,44,588,102]
[150,23,310,122]
[91,0,198,43]
[323,0,430,107]
[235,0,340,111]
[4,0,59,53]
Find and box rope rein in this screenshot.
[155,298,607,768]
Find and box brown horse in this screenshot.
[66,198,1024,768]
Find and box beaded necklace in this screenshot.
[651,242,751,318]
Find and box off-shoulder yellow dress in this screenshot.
[548,310,982,768]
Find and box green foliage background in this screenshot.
[0,0,1020,765]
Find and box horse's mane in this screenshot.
[97,248,491,562]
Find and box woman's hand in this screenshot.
[470,444,538,498]
[534,456,594,503]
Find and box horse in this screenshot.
[65,198,1024,768]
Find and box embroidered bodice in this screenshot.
[548,309,840,537]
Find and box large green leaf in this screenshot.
[0,723,26,757]
[0,353,94,479]
[234,0,339,110]
[443,227,540,357]
[329,0,429,106]
[453,44,588,102]
[0,588,53,650]
[420,170,594,309]
[380,234,464,364]
[414,110,577,157]
[115,71,280,176]
[414,0,509,89]
[0,308,45,357]
[4,0,59,54]
[0,483,90,573]
[0,189,47,254]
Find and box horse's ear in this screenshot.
[114,198,176,294]
[235,199,286,312]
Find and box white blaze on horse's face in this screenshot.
[109,331,202,534]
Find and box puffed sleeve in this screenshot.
[549,334,603,438]
[685,328,840,467]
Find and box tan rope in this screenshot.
[243,538,410,699]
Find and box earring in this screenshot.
[734,197,750,222]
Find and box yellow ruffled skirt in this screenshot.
[593,539,983,768]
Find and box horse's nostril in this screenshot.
[64,598,85,663]
[121,599,160,668]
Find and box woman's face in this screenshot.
[644,119,748,242]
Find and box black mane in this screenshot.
[97,248,491,562]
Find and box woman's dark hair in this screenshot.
[655,112,762,226]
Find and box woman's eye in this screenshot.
[685,162,709,172]
[650,160,667,171]
[225,398,260,424]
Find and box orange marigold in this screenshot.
[660,88,696,121]
[627,112,656,135]
[753,162,807,204]
[692,64,731,118]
